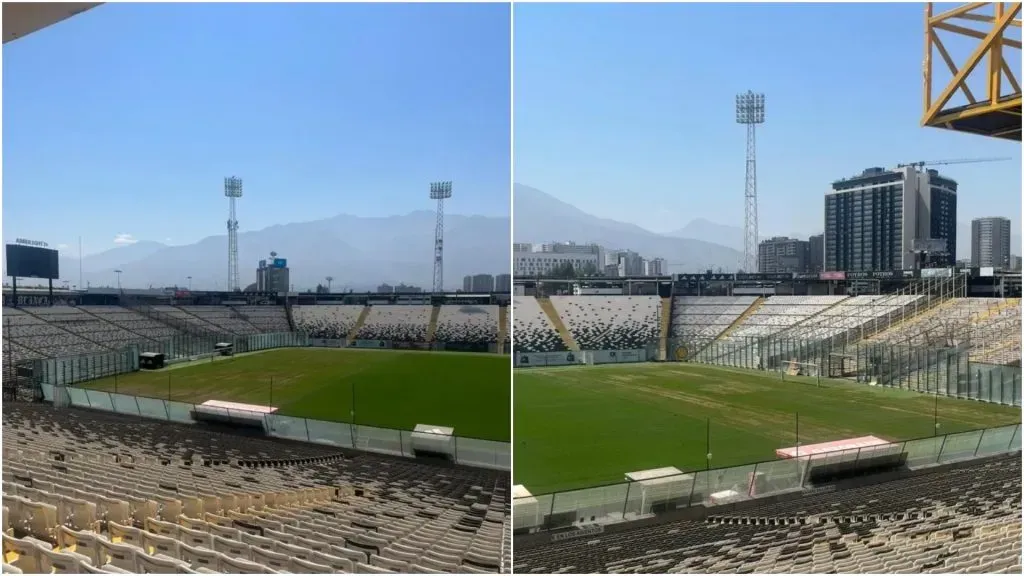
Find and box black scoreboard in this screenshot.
[5,244,59,280]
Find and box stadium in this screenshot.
[512,276,1022,572]
[2,283,512,573]
[512,5,1022,571]
[1,3,513,575]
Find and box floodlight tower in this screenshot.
[736,91,765,273]
[224,176,243,292]
[429,181,453,293]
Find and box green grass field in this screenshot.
[514,363,1021,494]
[83,348,510,442]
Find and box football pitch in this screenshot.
[514,362,1021,494]
[83,348,510,442]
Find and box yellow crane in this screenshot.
[922,3,1022,140]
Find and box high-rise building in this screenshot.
[644,257,666,276]
[513,249,599,277]
[971,217,1012,269]
[808,234,824,273]
[256,257,290,293]
[611,250,644,276]
[512,242,533,253]
[757,237,809,274]
[462,274,496,293]
[825,166,957,272]
[495,273,511,293]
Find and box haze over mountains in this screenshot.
[33,212,510,292]
[515,184,1020,270]
[514,184,744,273]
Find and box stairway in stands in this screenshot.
[426,305,441,343]
[716,297,764,340]
[658,297,672,361]
[345,305,372,346]
[497,305,508,354]
[537,297,579,351]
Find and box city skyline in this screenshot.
[514,3,1021,238]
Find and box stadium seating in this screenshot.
[175,307,261,336]
[236,306,291,333]
[2,403,509,574]
[871,298,1022,365]
[514,455,1021,574]
[726,296,848,339]
[150,306,231,335]
[77,306,180,341]
[356,306,433,343]
[512,297,566,353]
[2,307,111,360]
[434,305,500,344]
[293,305,366,340]
[782,294,925,343]
[549,296,660,351]
[670,296,758,342]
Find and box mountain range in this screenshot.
[514,184,1020,268]
[514,184,744,273]
[15,185,1019,290]
[35,212,510,292]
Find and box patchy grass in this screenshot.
[83,348,509,441]
[514,362,1020,494]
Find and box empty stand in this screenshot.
[292,305,366,340]
[355,306,433,343]
[512,297,567,353]
[2,402,509,574]
[514,455,1021,574]
[549,296,659,351]
[434,305,500,344]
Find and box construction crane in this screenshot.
[897,157,1013,169]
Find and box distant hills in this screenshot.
[513,184,744,273]
[514,184,1021,268]
[42,211,510,291]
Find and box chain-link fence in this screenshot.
[676,333,1018,406]
[30,331,308,387]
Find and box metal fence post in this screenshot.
[973,430,985,458]
[935,433,949,464]
[622,482,632,519]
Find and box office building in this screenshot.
[644,257,666,276]
[825,166,957,272]
[757,237,809,274]
[462,274,496,293]
[377,283,422,294]
[256,257,290,293]
[513,249,599,277]
[808,234,824,273]
[495,273,511,293]
[605,250,644,276]
[971,217,1012,269]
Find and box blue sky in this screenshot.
[3,2,510,256]
[514,3,1022,239]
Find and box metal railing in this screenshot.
[513,423,1021,532]
[40,384,510,471]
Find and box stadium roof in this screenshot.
[2,3,100,44]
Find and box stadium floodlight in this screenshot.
[736,91,765,273]
[224,177,243,292]
[429,181,453,293]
